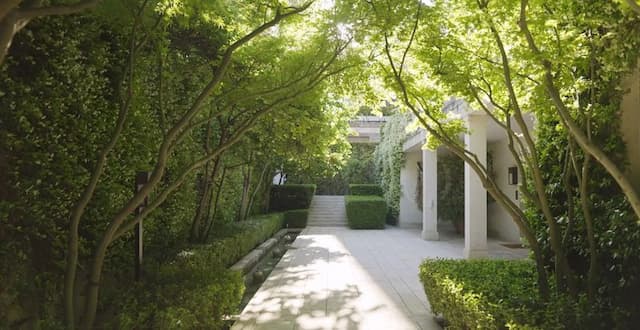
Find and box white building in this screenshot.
[398,70,640,259]
[348,116,387,143]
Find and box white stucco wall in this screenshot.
[399,150,422,228]
[487,139,521,242]
[620,65,640,191]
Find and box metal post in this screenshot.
[134,171,149,281]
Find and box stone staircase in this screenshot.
[307,195,347,227]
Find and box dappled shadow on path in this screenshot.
[232,231,430,330]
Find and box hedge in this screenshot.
[269,184,316,211]
[417,259,602,330]
[348,184,383,196]
[210,213,285,267]
[345,195,387,229]
[284,209,309,228]
[115,213,284,329]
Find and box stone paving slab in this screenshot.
[232,226,528,330]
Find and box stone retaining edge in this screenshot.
[230,228,296,275]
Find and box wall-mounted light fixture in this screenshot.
[508,166,518,185]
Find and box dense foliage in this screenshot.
[373,113,410,224]
[420,259,542,329]
[268,184,316,212]
[348,184,383,196]
[0,0,363,327]
[283,209,309,228]
[116,212,283,329]
[313,143,378,195]
[4,0,640,327]
[419,259,629,329]
[437,154,464,226]
[344,195,387,229]
[529,113,640,325]
[358,0,640,322]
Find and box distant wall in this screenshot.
[399,150,422,228]
[487,139,521,242]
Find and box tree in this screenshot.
[0,0,102,65]
[60,1,364,326]
[360,0,640,307]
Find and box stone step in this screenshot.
[308,211,346,214]
[308,224,347,227]
[307,195,347,227]
[308,219,346,223]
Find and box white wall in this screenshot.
[487,139,521,242]
[620,65,640,191]
[399,150,422,228]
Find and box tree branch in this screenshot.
[17,0,100,19]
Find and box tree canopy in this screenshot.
[2,0,640,328]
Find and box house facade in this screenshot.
[397,69,640,258]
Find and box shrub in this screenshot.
[349,184,383,196]
[416,259,624,329]
[437,154,464,225]
[345,195,387,229]
[284,209,309,228]
[209,213,284,267]
[269,184,316,211]
[117,250,244,329]
[115,213,284,329]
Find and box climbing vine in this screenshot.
[374,112,410,224]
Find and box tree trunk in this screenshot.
[203,166,227,242]
[247,162,271,216]
[78,7,312,326]
[381,19,551,297]
[238,155,253,221]
[519,0,640,221]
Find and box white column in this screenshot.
[464,114,488,258]
[422,148,439,240]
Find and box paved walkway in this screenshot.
[232,226,527,330]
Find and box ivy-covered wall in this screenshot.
[0,5,356,326]
[374,113,410,224]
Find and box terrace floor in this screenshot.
[232,225,528,330]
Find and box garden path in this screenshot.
[232,226,527,330]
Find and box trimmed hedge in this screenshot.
[269,184,316,211]
[284,209,309,228]
[210,213,284,267]
[417,259,605,330]
[345,195,387,229]
[349,184,383,196]
[116,213,284,329]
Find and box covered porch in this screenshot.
[398,102,531,258]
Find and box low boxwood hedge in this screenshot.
[345,195,387,229]
[284,209,309,228]
[269,184,316,211]
[210,213,284,267]
[115,213,284,329]
[416,259,605,329]
[349,184,383,196]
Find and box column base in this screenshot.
[421,230,439,241]
[463,248,488,259]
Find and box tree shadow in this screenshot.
[232,231,437,330]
